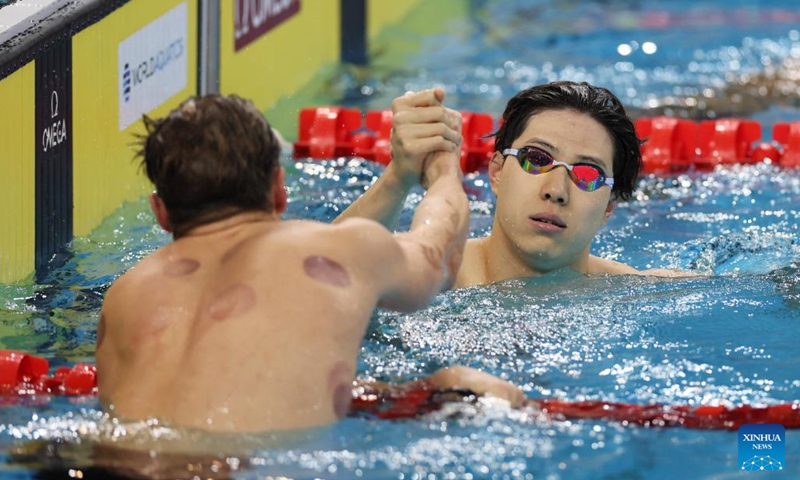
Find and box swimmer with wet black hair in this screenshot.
[338,83,690,286]
[96,93,524,434]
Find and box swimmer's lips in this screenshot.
[529,213,567,232]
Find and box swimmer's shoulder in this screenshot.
[106,240,200,300]
[283,217,395,245]
[279,218,406,289]
[586,255,639,275]
[275,219,401,269]
[633,267,698,278]
[101,254,163,319]
[104,247,165,292]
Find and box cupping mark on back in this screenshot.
[303,256,350,287]
[207,283,257,321]
[329,361,354,419]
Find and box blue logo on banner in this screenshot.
[738,424,785,471]
[122,63,131,103]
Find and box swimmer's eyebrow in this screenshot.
[522,137,610,169]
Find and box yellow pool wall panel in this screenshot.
[367,0,426,43]
[0,64,36,284]
[219,1,339,113]
[0,0,458,283]
[71,0,198,237]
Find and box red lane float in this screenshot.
[773,122,800,167]
[635,117,698,172]
[533,399,800,430]
[697,119,761,167]
[293,107,800,174]
[4,350,799,430]
[627,117,798,173]
[0,350,97,396]
[351,386,800,430]
[363,110,394,165]
[459,112,495,173]
[294,108,496,173]
[293,107,363,159]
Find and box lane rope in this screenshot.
[5,351,797,430]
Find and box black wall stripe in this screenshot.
[340,0,367,65]
[0,0,133,279]
[34,30,72,279]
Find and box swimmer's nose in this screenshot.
[539,166,570,205]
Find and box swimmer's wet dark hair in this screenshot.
[137,94,281,237]
[493,81,643,200]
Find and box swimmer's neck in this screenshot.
[478,234,591,279]
[180,211,280,239]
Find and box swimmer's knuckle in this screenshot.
[391,98,404,112]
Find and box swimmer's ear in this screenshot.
[488,151,505,195]
[603,201,615,224]
[271,167,288,214]
[149,192,172,233]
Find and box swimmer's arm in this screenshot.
[377,151,469,311]
[333,217,448,312]
[635,268,698,277]
[588,255,697,277]
[334,89,462,229]
[356,366,526,408]
[425,366,526,408]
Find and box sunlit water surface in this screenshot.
[1,0,800,478]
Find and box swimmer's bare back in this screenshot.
[97,216,401,432]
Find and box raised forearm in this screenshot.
[336,89,462,228]
[407,152,469,289]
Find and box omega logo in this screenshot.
[42,90,67,153]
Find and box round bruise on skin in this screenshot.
[207,283,257,321]
[303,256,351,287]
[163,258,200,277]
[97,314,107,348]
[329,361,354,419]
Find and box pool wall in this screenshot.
[0,0,426,284]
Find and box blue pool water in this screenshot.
[2,0,800,478]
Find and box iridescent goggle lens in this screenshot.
[503,146,614,192]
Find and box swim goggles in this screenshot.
[502,146,614,192]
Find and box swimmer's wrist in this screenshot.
[423,157,462,187]
[384,161,420,191]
